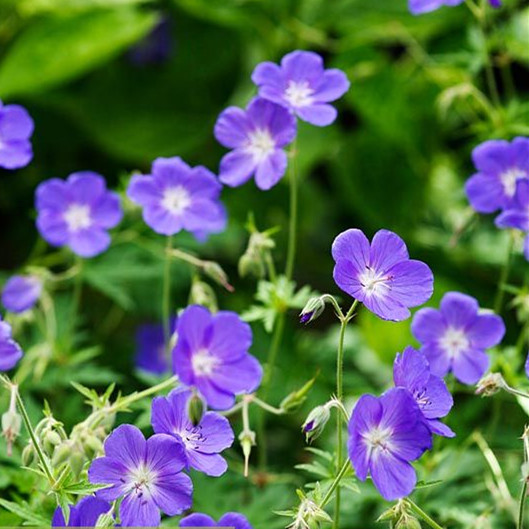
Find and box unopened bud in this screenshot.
[203,262,233,292]
[69,451,85,477]
[95,512,114,527]
[189,280,218,312]
[52,442,73,467]
[396,515,422,529]
[239,430,256,477]
[238,251,265,279]
[22,444,35,466]
[300,296,326,324]
[280,376,316,413]
[187,393,205,427]
[476,373,506,396]
[83,435,104,458]
[2,410,21,456]
[302,405,331,443]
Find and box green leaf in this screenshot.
[0,499,50,526]
[0,7,158,98]
[62,481,109,495]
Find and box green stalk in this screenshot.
[162,236,173,350]
[494,231,515,314]
[334,300,359,529]
[518,480,528,528]
[406,499,444,529]
[285,140,299,281]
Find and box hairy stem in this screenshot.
[406,499,444,529]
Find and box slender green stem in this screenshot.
[518,479,528,528]
[320,460,350,508]
[494,232,515,314]
[285,140,299,281]
[162,236,173,350]
[68,257,83,351]
[334,300,359,529]
[406,499,444,529]
[252,396,285,416]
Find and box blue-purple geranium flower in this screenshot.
[152,387,234,476]
[465,137,529,214]
[52,497,111,527]
[251,50,349,127]
[128,157,226,240]
[495,180,529,260]
[214,97,297,191]
[393,346,455,438]
[180,512,252,529]
[409,0,462,14]
[135,318,176,375]
[36,172,123,258]
[0,318,23,371]
[348,387,432,501]
[412,292,505,385]
[332,229,434,321]
[88,424,192,527]
[172,305,262,410]
[0,100,34,170]
[2,275,42,314]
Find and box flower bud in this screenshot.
[52,442,73,467]
[22,444,35,466]
[475,372,506,396]
[238,429,256,477]
[302,405,330,443]
[69,451,85,477]
[2,410,21,455]
[203,261,233,292]
[280,377,316,413]
[189,280,218,313]
[95,512,114,527]
[396,515,422,529]
[83,435,104,458]
[238,251,265,279]
[299,296,326,324]
[187,392,205,427]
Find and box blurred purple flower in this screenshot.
[251,50,350,127]
[525,352,529,378]
[180,512,252,529]
[128,17,172,66]
[134,318,176,375]
[495,180,529,260]
[465,137,529,214]
[409,0,463,14]
[2,275,42,313]
[0,99,34,170]
[332,228,434,321]
[172,305,262,410]
[52,497,111,527]
[128,157,226,240]
[214,97,297,190]
[393,346,455,438]
[0,318,23,371]
[152,387,234,476]
[348,387,432,501]
[88,424,192,527]
[36,172,123,258]
[412,292,505,385]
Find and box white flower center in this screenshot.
[246,128,275,163]
[128,463,157,496]
[363,426,393,458]
[63,204,92,232]
[284,80,314,107]
[439,327,469,358]
[359,267,389,297]
[500,168,526,197]
[191,348,219,376]
[162,186,191,215]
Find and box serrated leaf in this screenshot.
[0,499,50,526]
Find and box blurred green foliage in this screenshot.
[1,0,529,527]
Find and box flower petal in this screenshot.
[254,149,288,190]
[69,228,111,258]
[296,104,337,127]
[219,149,256,188]
[452,348,490,385]
[370,452,417,501]
[120,493,160,527]
[466,313,505,348]
[214,107,251,149]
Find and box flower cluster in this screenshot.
[465,137,529,260]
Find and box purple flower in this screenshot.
[393,346,455,438]
[489,0,501,7]
[251,51,350,127]
[465,138,529,214]
[0,318,23,371]
[409,0,463,14]
[36,172,123,258]
[127,157,226,239]
[525,352,529,378]
[214,97,297,190]
[412,292,505,385]
[172,305,262,410]
[88,424,192,527]
[2,275,42,313]
[152,387,234,476]
[135,318,177,375]
[332,229,434,321]
[347,387,432,501]
[495,180,529,260]
[52,497,111,527]
[0,100,34,170]
[180,512,252,529]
